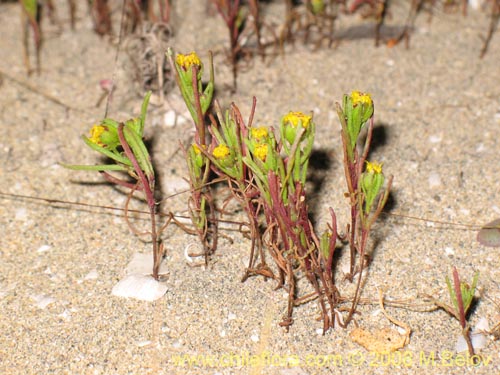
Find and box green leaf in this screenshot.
[122,124,154,180]
[61,163,127,172]
[81,136,132,167]
[138,91,152,135]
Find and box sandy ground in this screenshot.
[1,1,500,374]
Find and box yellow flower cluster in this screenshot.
[250,126,270,162]
[89,125,105,145]
[213,144,230,160]
[176,52,202,71]
[351,91,372,107]
[366,161,383,174]
[250,126,269,141]
[254,144,268,162]
[283,111,312,129]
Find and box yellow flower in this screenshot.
[176,52,202,71]
[89,125,105,145]
[250,126,269,141]
[213,144,231,160]
[283,111,312,129]
[351,91,372,107]
[254,144,268,161]
[365,161,383,174]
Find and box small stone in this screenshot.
[428,172,441,188]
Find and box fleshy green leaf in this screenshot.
[61,163,128,172]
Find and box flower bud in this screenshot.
[191,144,206,169]
[213,144,235,169]
[351,91,373,124]
[176,52,202,73]
[254,143,269,162]
[250,126,269,142]
[342,91,374,156]
[88,124,119,150]
[281,111,312,145]
[360,161,384,215]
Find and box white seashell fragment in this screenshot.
[250,333,259,342]
[428,172,441,188]
[31,294,56,309]
[184,243,204,263]
[84,269,99,280]
[455,317,490,353]
[15,208,27,221]
[137,340,152,347]
[444,247,455,256]
[429,134,442,143]
[112,274,167,301]
[37,245,51,253]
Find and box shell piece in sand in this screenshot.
[112,274,167,302]
[455,317,490,353]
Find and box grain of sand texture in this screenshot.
[1,1,500,374]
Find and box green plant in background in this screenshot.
[63,92,168,280]
[20,0,42,75]
[210,0,263,91]
[167,49,217,263]
[433,268,480,361]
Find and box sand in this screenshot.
[1,1,499,374]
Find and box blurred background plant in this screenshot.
[15,0,499,86]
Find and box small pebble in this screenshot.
[84,269,99,280]
[444,247,455,255]
[137,340,152,347]
[163,110,177,127]
[37,245,51,253]
[428,172,441,188]
[15,208,28,221]
[428,134,442,143]
[476,143,485,153]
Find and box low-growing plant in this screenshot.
[168,48,392,331]
[63,92,170,280]
[167,49,218,264]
